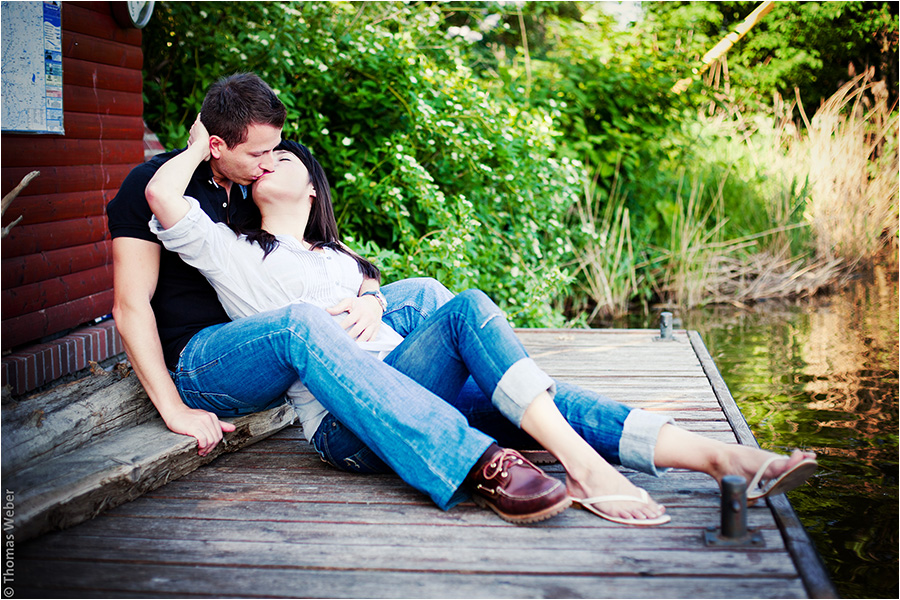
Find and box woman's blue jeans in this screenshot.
[173,278,495,510]
[314,282,671,480]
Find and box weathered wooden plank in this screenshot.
[39,512,787,550]
[5,404,294,542]
[14,562,807,600]
[20,534,799,576]
[133,480,753,516]
[98,495,779,533]
[2,370,154,474]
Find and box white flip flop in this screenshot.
[747,455,818,504]
[571,488,671,526]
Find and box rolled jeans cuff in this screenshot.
[619,409,674,477]
[492,357,556,427]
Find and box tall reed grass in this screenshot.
[571,166,640,320]
[568,71,897,318]
[795,72,898,267]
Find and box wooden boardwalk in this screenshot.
[12,329,835,598]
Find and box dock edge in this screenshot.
[688,330,838,600]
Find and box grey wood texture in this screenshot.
[12,329,829,598]
[2,367,295,541]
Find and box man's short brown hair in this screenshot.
[200,73,286,147]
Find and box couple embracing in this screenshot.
[107,73,816,526]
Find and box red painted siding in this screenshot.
[1,2,144,351]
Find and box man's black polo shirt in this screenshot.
[107,149,255,369]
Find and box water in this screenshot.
[676,267,899,599]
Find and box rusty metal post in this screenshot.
[704,475,765,547]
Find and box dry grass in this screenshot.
[654,71,897,310]
[570,71,897,316]
[705,250,847,307]
[793,71,899,266]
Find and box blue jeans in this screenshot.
[314,281,672,478]
[173,278,495,510]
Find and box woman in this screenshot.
[146,117,817,526]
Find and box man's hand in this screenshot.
[327,296,383,342]
[164,405,237,456]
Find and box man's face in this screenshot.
[209,123,282,187]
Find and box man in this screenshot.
[107,73,568,523]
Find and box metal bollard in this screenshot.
[654,311,674,341]
[703,475,765,547]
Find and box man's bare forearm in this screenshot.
[113,298,188,423]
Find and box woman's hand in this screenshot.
[327,296,383,342]
[187,114,211,162]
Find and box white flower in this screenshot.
[321,128,330,135]
[480,14,502,31]
[448,25,483,42]
[342,137,353,146]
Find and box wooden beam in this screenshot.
[672,1,775,94]
[2,367,295,542]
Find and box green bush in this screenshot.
[143,1,583,326]
[143,1,896,320]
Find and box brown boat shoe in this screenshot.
[467,447,570,524]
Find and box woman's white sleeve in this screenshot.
[149,196,234,275]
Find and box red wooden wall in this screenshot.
[1,2,144,351]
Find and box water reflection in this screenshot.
[681,266,898,599]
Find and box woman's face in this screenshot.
[251,149,316,207]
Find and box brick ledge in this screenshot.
[2,319,125,397]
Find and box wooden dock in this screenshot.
[10,329,835,598]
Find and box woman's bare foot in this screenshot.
[565,458,667,523]
[654,424,816,497]
[519,392,668,523]
[712,446,817,493]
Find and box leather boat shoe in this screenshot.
[467,447,570,524]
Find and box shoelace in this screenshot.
[482,449,526,480]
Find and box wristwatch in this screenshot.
[360,290,388,312]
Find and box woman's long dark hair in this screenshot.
[231,140,380,282]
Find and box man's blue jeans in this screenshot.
[172,278,495,510]
[315,280,672,480]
